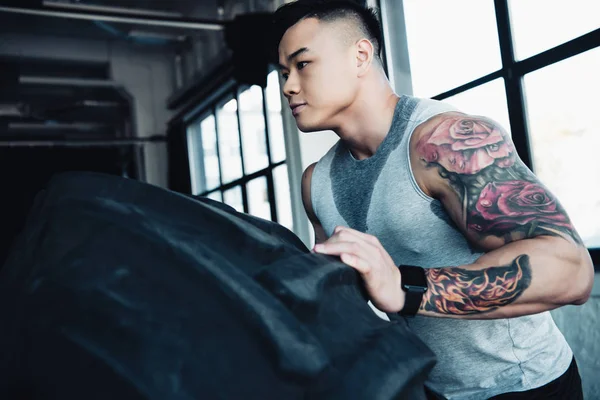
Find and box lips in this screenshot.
[290,103,306,116]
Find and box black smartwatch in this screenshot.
[398,265,428,317]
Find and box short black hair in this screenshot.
[272,0,383,62]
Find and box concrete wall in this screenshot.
[0,33,176,188]
[551,272,600,398]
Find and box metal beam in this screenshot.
[0,136,167,147]
[8,122,108,130]
[19,76,120,87]
[43,0,183,18]
[0,5,226,31]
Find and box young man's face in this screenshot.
[278,18,359,132]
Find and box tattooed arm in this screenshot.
[410,113,594,319]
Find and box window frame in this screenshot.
[185,72,287,225]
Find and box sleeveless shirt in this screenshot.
[310,95,573,399]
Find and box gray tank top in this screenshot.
[310,95,573,399]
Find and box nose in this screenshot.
[282,72,300,99]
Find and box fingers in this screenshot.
[315,242,370,274]
[333,225,380,246]
[314,240,363,258]
[314,227,377,274]
[340,252,371,274]
[327,226,377,250]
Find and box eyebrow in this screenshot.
[278,47,310,70]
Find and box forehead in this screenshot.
[278,18,334,59]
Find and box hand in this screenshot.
[313,226,405,313]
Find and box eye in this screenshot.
[297,61,309,70]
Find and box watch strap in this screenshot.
[400,286,423,316]
[398,265,427,317]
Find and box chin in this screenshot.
[296,123,322,133]
[295,115,326,133]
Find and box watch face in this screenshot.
[400,265,427,290]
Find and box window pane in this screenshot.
[187,115,220,195]
[223,186,243,213]
[443,78,511,134]
[186,122,202,195]
[247,176,271,220]
[403,0,502,98]
[207,191,222,202]
[524,48,600,248]
[200,115,221,190]
[266,71,282,112]
[217,98,243,184]
[266,71,287,163]
[273,165,293,231]
[239,85,269,174]
[509,1,600,61]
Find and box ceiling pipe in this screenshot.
[19,76,121,87]
[43,1,184,18]
[0,4,226,31]
[0,139,164,147]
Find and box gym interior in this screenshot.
[0,0,598,398]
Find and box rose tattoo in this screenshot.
[416,117,515,175]
[416,115,579,244]
[468,181,571,233]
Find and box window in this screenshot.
[186,70,294,230]
[444,78,510,134]
[398,0,600,254]
[217,98,243,184]
[509,0,600,60]
[403,0,502,98]
[523,48,600,248]
[239,85,269,174]
[266,71,287,163]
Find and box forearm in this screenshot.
[417,236,594,319]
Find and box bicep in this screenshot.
[312,223,327,245]
[413,114,582,250]
[301,162,328,245]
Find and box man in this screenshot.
[272,1,594,399]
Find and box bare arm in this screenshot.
[301,163,328,245]
[411,113,594,319]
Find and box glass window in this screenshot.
[239,85,269,174]
[523,47,600,248]
[273,165,293,231]
[200,115,221,191]
[403,0,502,98]
[185,73,293,234]
[509,1,600,61]
[217,98,243,184]
[247,176,271,220]
[186,122,203,195]
[266,70,287,163]
[187,115,221,195]
[223,186,244,213]
[443,78,511,134]
[207,191,222,202]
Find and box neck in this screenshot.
[331,74,400,160]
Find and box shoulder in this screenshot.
[301,163,318,221]
[409,110,472,151]
[410,112,517,199]
[302,162,317,187]
[411,112,514,176]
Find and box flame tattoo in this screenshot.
[421,255,532,315]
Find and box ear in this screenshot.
[355,38,374,77]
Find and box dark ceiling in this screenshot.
[0,0,275,139]
[0,0,226,42]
